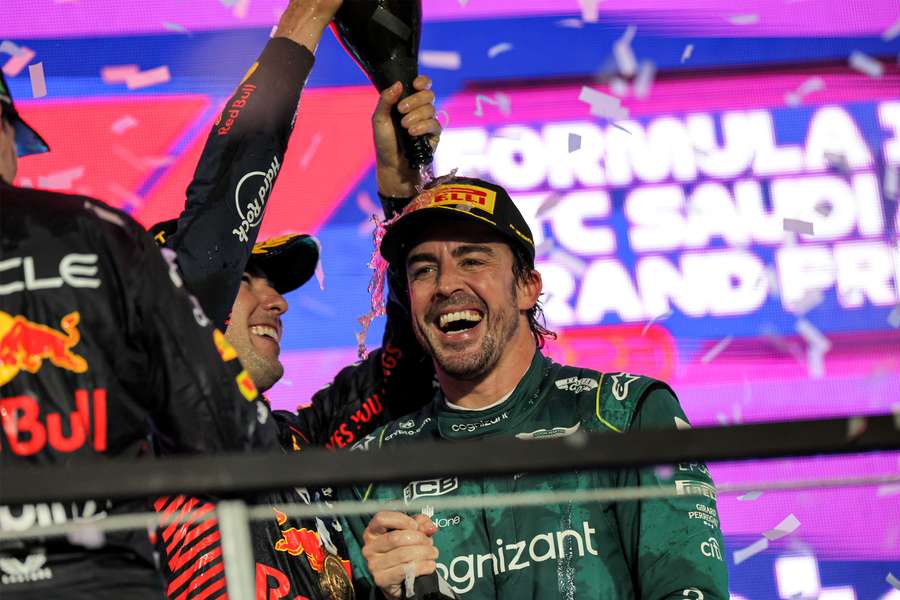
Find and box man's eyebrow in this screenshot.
[406,251,438,269]
[451,244,495,258]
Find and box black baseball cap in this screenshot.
[0,70,49,157]
[149,219,319,295]
[379,176,535,267]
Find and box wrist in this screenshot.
[273,4,333,53]
[376,162,419,198]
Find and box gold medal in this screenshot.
[320,553,355,600]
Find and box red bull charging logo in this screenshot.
[0,311,88,386]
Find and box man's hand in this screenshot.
[274,0,343,54]
[374,76,442,198]
[362,511,440,599]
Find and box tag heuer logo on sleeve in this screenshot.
[554,377,599,393]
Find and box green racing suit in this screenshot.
[340,350,729,599]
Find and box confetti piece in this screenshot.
[785,76,825,106]
[37,166,84,190]
[568,133,581,153]
[536,192,564,217]
[885,165,899,201]
[877,484,900,497]
[313,237,325,291]
[783,218,814,235]
[680,44,693,64]
[609,77,629,97]
[67,524,105,549]
[889,305,900,328]
[162,21,190,34]
[654,465,674,479]
[888,573,900,591]
[315,517,337,554]
[846,416,867,439]
[232,0,250,19]
[2,46,35,77]
[814,200,832,216]
[28,62,47,98]
[789,289,824,316]
[734,538,768,565]
[299,132,323,169]
[126,66,171,90]
[729,14,760,25]
[0,40,23,56]
[101,64,139,84]
[111,115,138,135]
[849,51,884,78]
[549,248,587,277]
[474,92,511,117]
[700,336,733,364]
[487,43,513,58]
[641,309,672,335]
[420,50,461,70]
[824,150,851,177]
[796,318,831,352]
[372,7,411,40]
[557,18,584,28]
[613,26,638,77]
[535,239,554,258]
[883,18,900,42]
[578,0,600,23]
[738,491,763,501]
[763,514,801,541]
[84,198,127,226]
[578,86,629,121]
[403,562,416,598]
[633,60,656,99]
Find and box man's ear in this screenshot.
[516,268,542,311]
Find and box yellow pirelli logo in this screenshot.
[429,184,497,214]
[252,233,294,255]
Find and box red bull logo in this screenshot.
[0,389,108,455]
[0,311,88,386]
[271,509,352,579]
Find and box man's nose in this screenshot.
[259,284,288,316]
[434,260,465,298]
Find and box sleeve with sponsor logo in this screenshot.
[123,222,272,453]
[613,387,730,600]
[167,37,315,329]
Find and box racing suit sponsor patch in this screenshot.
[404,478,458,504]
[699,537,723,561]
[610,373,640,401]
[554,377,598,393]
[0,551,53,585]
[515,423,581,440]
[232,154,281,242]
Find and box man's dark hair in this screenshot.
[510,244,557,349]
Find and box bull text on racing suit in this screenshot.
[340,351,730,599]
[0,182,270,599]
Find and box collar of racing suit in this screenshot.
[435,350,550,440]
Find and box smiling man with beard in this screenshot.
[337,176,730,600]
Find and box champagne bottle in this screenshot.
[332,0,434,169]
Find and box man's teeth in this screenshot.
[438,310,483,329]
[250,325,279,342]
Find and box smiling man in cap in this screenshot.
[338,175,730,600]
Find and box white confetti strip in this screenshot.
[785,76,825,106]
[535,239,554,258]
[789,289,824,316]
[232,0,250,19]
[885,165,899,201]
[126,66,171,90]
[729,14,760,25]
[877,484,900,497]
[67,524,105,549]
[487,43,513,58]
[846,416,867,439]
[111,115,138,135]
[814,200,832,216]
[887,572,900,591]
[609,77,629,97]
[633,60,656,99]
[783,218,814,235]
[28,62,47,98]
[2,46,35,77]
[763,514,801,541]
[84,200,126,227]
[313,237,325,291]
[796,318,831,352]
[557,18,584,28]
[372,7,411,40]
[613,26,638,77]
[680,44,693,64]
[568,133,581,153]
[536,192,564,217]
[404,562,416,597]
[738,491,763,501]
[882,18,900,42]
[0,40,23,56]
[101,64,139,84]
[315,517,337,555]
[889,305,900,328]
[549,248,587,277]
[162,21,190,34]
[38,166,84,190]
[473,92,511,117]
[299,132,323,169]
[700,336,733,364]
[578,86,629,121]
[849,51,884,78]
[420,50,461,70]
[734,538,768,565]
[641,310,672,335]
[578,0,600,23]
